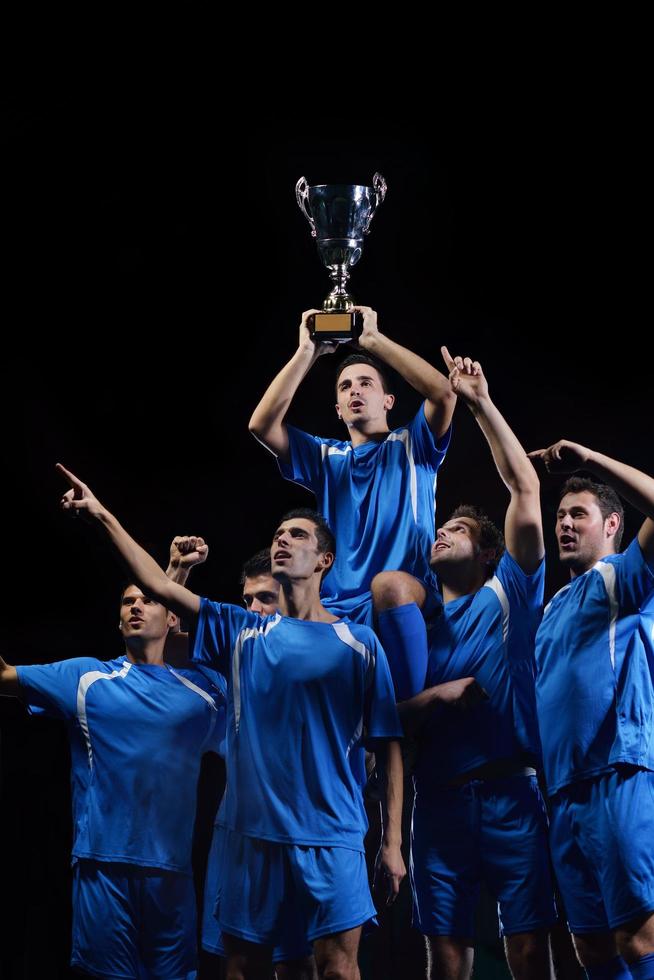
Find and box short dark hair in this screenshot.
[559,477,624,550]
[240,549,272,585]
[335,353,391,395]
[119,583,172,617]
[279,508,336,558]
[448,504,505,577]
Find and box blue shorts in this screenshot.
[216,828,376,945]
[411,774,556,938]
[549,767,654,934]
[70,859,197,979]
[202,824,312,963]
[323,582,442,628]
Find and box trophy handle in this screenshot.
[363,172,387,234]
[295,176,317,238]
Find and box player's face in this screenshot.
[119,586,177,640]
[430,517,480,568]
[242,574,280,616]
[270,518,332,582]
[335,365,394,428]
[556,491,617,573]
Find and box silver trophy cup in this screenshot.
[295,173,387,340]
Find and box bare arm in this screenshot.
[0,655,20,698]
[373,739,406,904]
[248,310,338,462]
[165,535,209,587]
[356,307,456,439]
[528,440,654,560]
[442,347,544,574]
[398,677,487,736]
[57,464,201,621]
[164,535,210,661]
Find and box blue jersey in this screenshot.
[192,601,402,851]
[16,656,225,873]
[536,538,654,795]
[280,405,450,603]
[414,552,544,789]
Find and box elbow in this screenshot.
[518,466,541,496]
[248,412,267,442]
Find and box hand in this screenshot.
[441,346,488,406]
[56,463,106,520]
[435,676,488,709]
[373,841,406,906]
[527,439,590,473]
[352,305,380,351]
[298,309,340,357]
[169,536,209,569]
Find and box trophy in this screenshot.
[295,173,387,341]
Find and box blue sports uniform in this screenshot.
[411,552,556,937]
[280,405,450,624]
[17,655,225,979]
[536,537,654,932]
[193,601,402,945]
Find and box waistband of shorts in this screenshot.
[447,759,537,787]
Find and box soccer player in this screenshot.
[401,350,556,979]
[248,305,456,700]
[56,465,406,980]
[0,573,224,979]
[530,439,654,979]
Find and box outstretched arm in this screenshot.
[57,464,201,621]
[528,440,654,560]
[355,307,456,439]
[248,310,339,461]
[442,347,544,573]
[0,655,20,698]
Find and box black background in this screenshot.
[0,98,646,978]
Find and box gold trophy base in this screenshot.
[308,311,361,342]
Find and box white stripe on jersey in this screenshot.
[594,559,619,669]
[387,429,418,522]
[321,444,352,460]
[233,614,282,731]
[167,667,219,709]
[76,662,132,769]
[484,575,510,642]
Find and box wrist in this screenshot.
[360,331,384,355]
[467,392,491,416]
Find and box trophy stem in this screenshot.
[323,268,354,312]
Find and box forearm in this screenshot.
[380,740,403,847]
[248,345,319,447]
[397,686,443,736]
[165,562,191,586]
[94,509,199,616]
[585,450,654,520]
[363,332,453,406]
[470,394,539,496]
[0,656,20,697]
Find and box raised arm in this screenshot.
[165,535,209,586]
[528,439,654,560]
[56,464,201,621]
[355,307,456,439]
[0,654,20,698]
[248,310,338,462]
[164,535,209,662]
[442,347,544,573]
